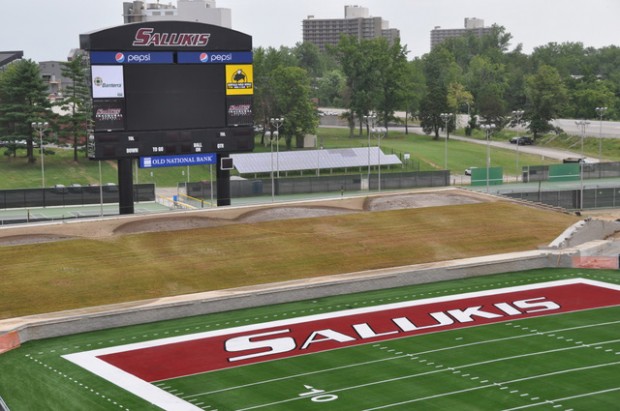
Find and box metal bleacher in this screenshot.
[230,147,402,175]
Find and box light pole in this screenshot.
[31,121,49,189]
[372,126,387,191]
[595,107,607,163]
[480,123,496,193]
[440,113,452,170]
[363,113,376,186]
[266,130,274,202]
[270,117,284,178]
[575,120,589,209]
[575,119,590,158]
[512,110,524,180]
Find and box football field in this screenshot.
[2,268,620,410]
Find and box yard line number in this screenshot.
[299,385,338,403]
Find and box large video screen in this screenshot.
[123,64,226,131]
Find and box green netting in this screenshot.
[548,163,580,182]
[471,167,503,186]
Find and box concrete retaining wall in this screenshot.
[549,219,620,249]
[3,248,569,344]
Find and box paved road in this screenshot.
[319,108,620,139]
[447,134,598,163]
[554,119,620,138]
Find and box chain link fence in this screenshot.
[185,171,449,201]
[523,161,620,182]
[0,184,155,209]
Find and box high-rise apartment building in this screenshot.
[303,5,400,52]
[122,0,231,28]
[430,18,494,49]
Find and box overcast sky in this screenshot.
[2,0,619,62]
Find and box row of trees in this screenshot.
[0,55,90,163]
[255,25,619,141]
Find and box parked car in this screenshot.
[465,167,478,176]
[562,157,596,164]
[509,136,533,145]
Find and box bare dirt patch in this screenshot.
[365,192,485,211]
[0,234,74,246]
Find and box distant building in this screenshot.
[38,61,72,101]
[122,0,231,28]
[303,5,400,52]
[430,17,494,49]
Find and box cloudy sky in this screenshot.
[2,0,619,62]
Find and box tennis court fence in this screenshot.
[184,171,449,201]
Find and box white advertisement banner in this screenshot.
[91,66,125,98]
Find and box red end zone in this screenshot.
[95,280,620,382]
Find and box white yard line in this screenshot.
[502,387,620,411]
[234,350,620,411]
[188,319,620,398]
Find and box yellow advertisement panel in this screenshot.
[226,64,254,95]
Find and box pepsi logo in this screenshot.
[115,53,125,63]
[199,52,209,63]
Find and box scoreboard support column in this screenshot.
[216,154,231,207]
[118,158,135,215]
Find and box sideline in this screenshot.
[0,395,10,411]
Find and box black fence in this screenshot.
[185,171,450,200]
[0,184,155,209]
[505,186,620,210]
[523,161,620,182]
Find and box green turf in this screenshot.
[0,268,618,410]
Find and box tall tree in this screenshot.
[465,55,508,126]
[419,46,461,139]
[331,36,381,136]
[253,47,295,144]
[401,59,426,134]
[446,82,473,137]
[0,59,50,162]
[524,65,568,138]
[374,38,410,132]
[293,41,324,78]
[316,69,345,107]
[56,53,91,161]
[269,66,318,149]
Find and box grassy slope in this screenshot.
[0,202,577,319]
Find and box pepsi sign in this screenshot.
[90,51,174,64]
[177,51,253,64]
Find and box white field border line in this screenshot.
[62,278,620,411]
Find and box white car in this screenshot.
[465,167,477,176]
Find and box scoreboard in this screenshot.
[81,21,254,160]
